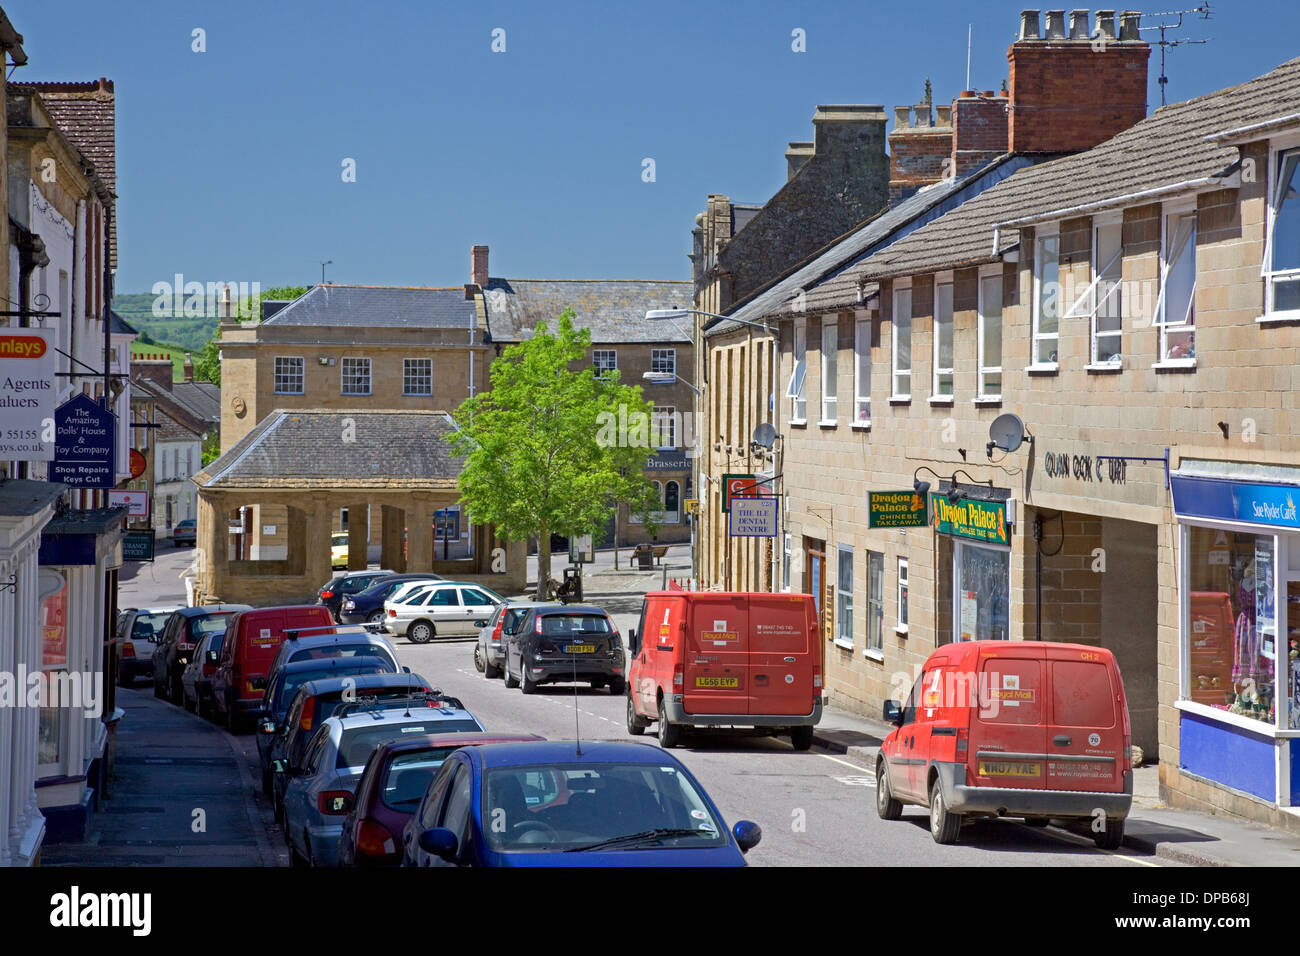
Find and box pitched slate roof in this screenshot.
[108,309,136,335]
[483,279,693,344]
[705,155,1032,335]
[844,54,1300,284]
[131,375,218,434]
[18,80,117,267]
[195,410,463,490]
[261,284,478,329]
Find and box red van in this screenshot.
[626,591,823,750]
[212,605,335,733]
[877,640,1133,847]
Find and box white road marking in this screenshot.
[818,752,874,773]
[832,775,876,788]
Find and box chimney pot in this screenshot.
[983,91,997,98]
[1118,9,1141,40]
[894,106,911,129]
[913,103,932,128]
[1096,9,1117,38]
[1068,9,1090,39]
[935,105,952,127]
[1044,10,1067,39]
[960,90,977,98]
[471,244,489,288]
[1019,9,1041,39]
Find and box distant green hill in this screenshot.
[113,293,216,352]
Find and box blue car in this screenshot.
[401,740,762,867]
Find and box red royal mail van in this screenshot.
[626,591,823,750]
[212,604,335,733]
[877,640,1133,847]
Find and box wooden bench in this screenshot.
[651,545,669,565]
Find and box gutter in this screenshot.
[1203,112,1300,145]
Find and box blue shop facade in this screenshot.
[1171,461,1300,814]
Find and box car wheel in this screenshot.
[367,610,384,625]
[929,777,961,844]
[607,675,626,695]
[170,673,185,706]
[657,697,681,749]
[504,653,520,688]
[1093,817,1125,850]
[473,645,485,673]
[183,689,196,713]
[520,666,538,695]
[408,620,434,644]
[790,725,814,751]
[626,690,648,735]
[876,761,903,821]
[484,655,502,680]
[152,673,165,698]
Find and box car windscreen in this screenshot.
[131,612,171,640]
[337,720,481,768]
[483,762,726,852]
[539,614,612,637]
[188,613,234,639]
[380,746,460,812]
[289,644,396,667]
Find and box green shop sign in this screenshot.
[930,494,1009,546]
[868,490,929,528]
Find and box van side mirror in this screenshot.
[882,700,903,726]
[207,650,219,663]
[628,628,640,654]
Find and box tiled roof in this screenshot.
[108,309,136,335]
[847,54,1300,284]
[483,279,693,344]
[131,376,220,432]
[18,80,117,268]
[261,284,478,329]
[195,410,464,490]
[706,155,1032,334]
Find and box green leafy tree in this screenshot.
[449,310,661,599]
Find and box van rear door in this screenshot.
[682,594,750,716]
[746,595,816,717]
[972,646,1047,790]
[1045,648,1124,794]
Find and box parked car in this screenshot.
[171,519,196,547]
[384,582,504,643]
[269,672,436,823]
[278,693,484,866]
[266,624,400,676]
[475,601,557,680]
[256,656,396,792]
[384,577,451,607]
[331,532,349,570]
[211,605,335,733]
[152,605,251,706]
[626,590,823,750]
[876,640,1133,848]
[338,574,446,625]
[339,732,543,867]
[318,569,394,621]
[401,740,762,867]
[504,604,624,695]
[180,633,222,717]
[116,606,180,686]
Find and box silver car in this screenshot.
[475,601,558,679]
[278,695,484,867]
[383,583,504,644]
[116,606,181,686]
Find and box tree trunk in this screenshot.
[535,519,551,601]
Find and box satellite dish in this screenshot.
[752,423,777,448]
[989,413,1027,453]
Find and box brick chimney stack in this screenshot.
[888,80,955,202]
[471,245,490,288]
[1007,9,1150,155]
[183,352,194,382]
[951,90,1009,179]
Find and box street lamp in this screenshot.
[320,260,333,285]
[641,370,700,394]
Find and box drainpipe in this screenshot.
[1033,514,1043,641]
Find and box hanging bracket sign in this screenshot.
[930,494,1010,545]
[868,490,929,528]
[50,394,117,488]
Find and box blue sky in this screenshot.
[9,0,1298,294]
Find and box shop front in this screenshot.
[1171,463,1300,810]
[932,487,1012,644]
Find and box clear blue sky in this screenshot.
[9,0,1298,294]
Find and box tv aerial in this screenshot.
[1141,3,1213,106]
[987,413,1034,458]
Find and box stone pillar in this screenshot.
[286,505,308,576]
[303,494,333,588]
[406,497,433,573]
[381,505,406,573]
[347,502,369,571]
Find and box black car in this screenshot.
[317,569,395,621]
[503,605,625,695]
[152,604,251,705]
[338,574,445,625]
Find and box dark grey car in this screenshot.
[503,605,625,694]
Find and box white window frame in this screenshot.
[853,312,871,426]
[820,317,838,424]
[1263,142,1300,321]
[835,546,854,649]
[976,267,1003,402]
[786,315,807,422]
[1153,203,1198,366]
[783,533,793,592]
[402,357,433,396]
[1084,217,1125,366]
[341,356,372,396]
[592,349,618,378]
[866,550,884,658]
[650,349,676,376]
[931,274,954,401]
[897,556,909,634]
[652,406,676,449]
[890,281,912,400]
[273,355,305,394]
[1031,229,1060,368]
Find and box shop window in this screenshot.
[835,546,853,648]
[867,551,884,655]
[1156,212,1197,361]
[1265,147,1300,316]
[932,281,954,397]
[664,481,679,513]
[786,316,807,421]
[1183,527,1276,724]
[978,274,1003,398]
[891,288,911,399]
[821,319,838,423]
[955,541,1010,641]
[1033,234,1060,365]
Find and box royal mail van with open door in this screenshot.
[876,640,1132,847]
[626,591,823,750]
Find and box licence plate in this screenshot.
[563,644,595,654]
[695,677,739,688]
[978,761,1040,778]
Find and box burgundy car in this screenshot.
[338,732,543,867]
